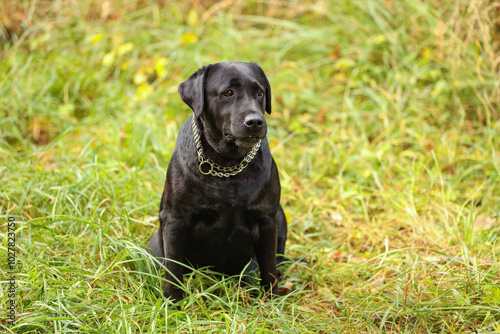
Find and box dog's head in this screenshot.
[178,61,271,157]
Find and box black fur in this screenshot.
[149,61,287,303]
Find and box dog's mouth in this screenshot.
[225,133,262,147]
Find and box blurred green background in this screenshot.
[1,0,499,332]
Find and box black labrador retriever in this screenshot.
[149,61,287,303]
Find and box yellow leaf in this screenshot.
[143,66,154,74]
[186,9,199,27]
[133,70,147,85]
[121,60,130,70]
[373,34,386,44]
[156,66,167,79]
[269,140,279,149]
[117,42,134,56]
[154,56,169,67]
[134,83,154,100]
[361,169,371,178]
[421,47,432,59]
[180,32,198,45]
[91,33,104,45]
[102,52,115,66]
[154,57,169,78]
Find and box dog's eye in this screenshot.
[257,90,264,97]
[223,90,234,97]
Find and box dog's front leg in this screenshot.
[162,213,187,303]
[256,217,279,295]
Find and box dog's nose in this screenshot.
[244,114,264,130]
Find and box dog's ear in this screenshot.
[178,65,211,117]
[250,62,272,114]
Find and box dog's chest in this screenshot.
[192,180,258,208]
[190,207,259,241]
[187,208,261,271]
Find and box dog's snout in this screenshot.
[244,114,265,130]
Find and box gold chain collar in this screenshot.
[191,115,261,177]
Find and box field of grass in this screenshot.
[1,0,499,332]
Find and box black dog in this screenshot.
[149,61,287,303]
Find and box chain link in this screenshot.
[191,115,261,177]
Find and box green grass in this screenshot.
[1,0,499,332]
